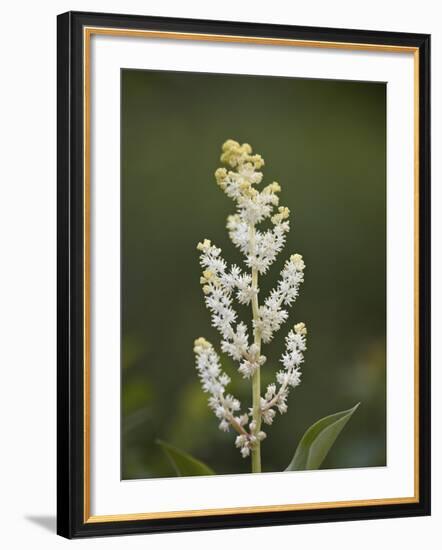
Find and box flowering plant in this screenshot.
[159,140,359,476]
[194,139,308,473]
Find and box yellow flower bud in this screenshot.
[202,269,214,281]
[294,322,307,336]
[214,167,227,187]
[193,337,212,352]
[263,182,281,194]
[222,139,239,152]
[290,253,305,270]
[278,206,290,219]
[196,239,211,252]
[251,154,265,169]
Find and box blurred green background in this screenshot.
[121,69,386,479]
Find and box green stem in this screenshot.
[250,226,262,473]
[251,357,261,473]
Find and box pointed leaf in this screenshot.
[286,403,360,471]
[156,439,215,476]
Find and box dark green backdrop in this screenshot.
[121,69,386,480]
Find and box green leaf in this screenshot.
[286,403,360,471]
[156,439,215,476]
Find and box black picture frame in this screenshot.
[57,10,431,539]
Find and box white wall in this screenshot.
[0,0,439,548]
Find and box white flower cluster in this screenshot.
[235,429,267,458]
[193,337,249,435]
[260,323,307,425]
[254,254,306,344]
[227,212,290,274]
[194,139,307,460]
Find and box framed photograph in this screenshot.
[57,11,431,538]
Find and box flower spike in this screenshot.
[194,140,307,466]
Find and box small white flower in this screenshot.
[240,446,251,458]
[238,360,259,378]
[265,384,276,400]
[261,408,276,425]
[219,419,230,432]
[238,414,249,426]
[235,434,248,448]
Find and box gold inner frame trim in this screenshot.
[83,26,420,524]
